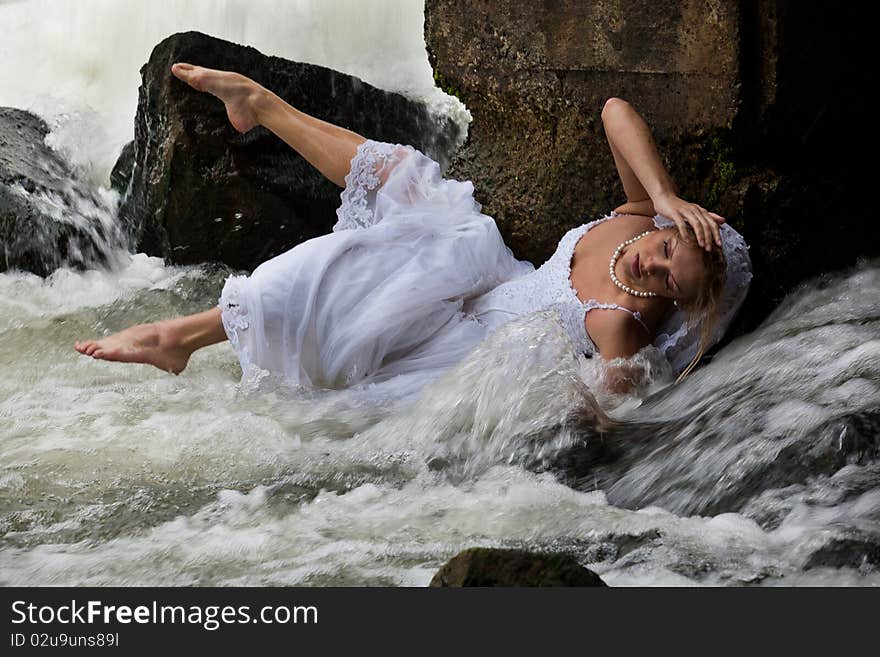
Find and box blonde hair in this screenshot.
[672,226,727,382]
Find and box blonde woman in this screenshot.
[75,64,751,397]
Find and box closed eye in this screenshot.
[668,238,680,294]
[664,241,671,291]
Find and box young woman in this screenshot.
[74,64,751,397]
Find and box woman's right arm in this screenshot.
[601,97,723,250]
[584,308,650,395]
[602,98,676,204]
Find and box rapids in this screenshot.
[1,0,878,586]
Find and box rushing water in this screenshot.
[1,1,879,586]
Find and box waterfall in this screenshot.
[0,0,877,587]
[0,0,468,185]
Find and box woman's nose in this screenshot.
[642,255,666,277]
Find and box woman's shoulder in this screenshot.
[609,212,657,232]
[584,303,652,360]
[582,211,655,240]
[575,214,657,263]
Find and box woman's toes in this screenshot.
[171,62,194,79]
[171,63,205,90]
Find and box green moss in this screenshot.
[432,69,462,100]
[704,131,738,208]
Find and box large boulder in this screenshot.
[425,0,873,336]
[114,31,464,271]
[0,108,123,275]
[429,547,607,586]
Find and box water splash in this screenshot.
[1,259,878,584]
[0,0,469,185]
[0,0,877,587]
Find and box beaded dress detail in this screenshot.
[465,216,643,355]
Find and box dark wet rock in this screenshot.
[536,530,662,566]
[110,140,135,195]
[742,463,880,534]
[0,108,123,275]
[804,532,880,571]
[738,482,807,532]
[611,529,662,560]
[548,402,880,519]
[425,0,873,339]
[115,30,464,271]
[429,547,607,587]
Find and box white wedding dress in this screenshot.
[218,140,751,402]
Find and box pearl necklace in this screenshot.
[609,231,658,298]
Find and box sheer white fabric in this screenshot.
[219,140,532,397]
[218,140,750,401]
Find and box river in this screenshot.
[1,0,878,586]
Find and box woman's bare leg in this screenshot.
[75,65,364,373]
[74,307,227,375]
[170,62,365,187]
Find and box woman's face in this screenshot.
[617,228,708,301]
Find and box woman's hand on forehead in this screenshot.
[652,193,724,251]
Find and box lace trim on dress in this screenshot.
[560,213,651,349]
[218,274,251,359]
[334,140,399,232]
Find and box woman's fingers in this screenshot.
[688,208,708,249]
[693,207,722,251]
[662,196,725,250]
[708,215,722,247]
[696,206,721,248]
[673,215,690,244]
[678,212,705,249]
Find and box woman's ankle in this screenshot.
[251,85,279,128]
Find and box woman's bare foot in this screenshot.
[74,322,192,375]
[171,62,266,133]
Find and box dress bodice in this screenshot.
[219,139,750,402]
[466,214,646,355]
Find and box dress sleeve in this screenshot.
[333,139,450,231]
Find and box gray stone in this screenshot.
[804,532,880,571]
[0,108,122,275]
[429,547,607,587]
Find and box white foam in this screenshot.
[0,251,187,322]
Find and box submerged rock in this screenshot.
[115,30,464,271]
[0,108,123,275]
[803,532,880,572]
[429,547,607,587]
